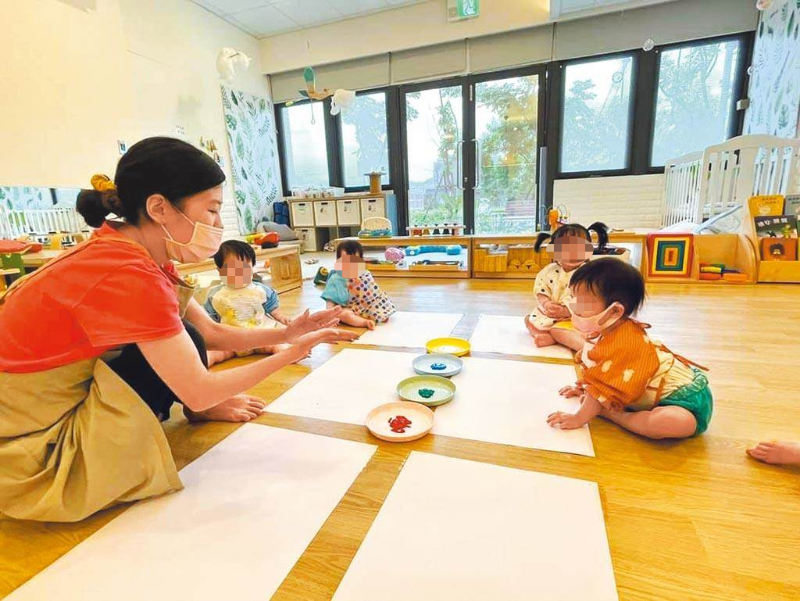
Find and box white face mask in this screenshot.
[569,301,623,338]
[162,210,224,263]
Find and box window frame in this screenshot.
[645,33,751,171]
[273,32,754,222]
[555,50,639,179]
[274,99,332,195]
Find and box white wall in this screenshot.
[0,0,271,236]
[554,174,664,230]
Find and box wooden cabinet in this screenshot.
[472,236,549,279]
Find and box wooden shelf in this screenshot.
[758,260,800,283]
[643,233,758,285]
[176,243,303,294]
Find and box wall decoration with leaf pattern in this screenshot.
[744,0,800,139]
[0,187,51,211]
[220,86,282,233]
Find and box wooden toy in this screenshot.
[647,233,694,279]
[406,223,466,237]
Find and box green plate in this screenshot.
[396,375,456,407]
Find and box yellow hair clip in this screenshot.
[90,174,117,193]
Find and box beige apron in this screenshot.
[0,238,186,522]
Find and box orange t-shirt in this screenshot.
[576,319,661,411]
[0,222,183,374]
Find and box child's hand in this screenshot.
[546,411,586,430]
[554,305,571,320]
[544,301,570,319]
[559,385,584,398]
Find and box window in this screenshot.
[279,102,329,190]
[341,92,390,189]
[651,38,743,167]
[404,86,464,227]
[560,54,634,174]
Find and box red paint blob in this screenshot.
[388,415,413,433]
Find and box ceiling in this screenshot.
[550,0,675,19]
[191,0,430,38]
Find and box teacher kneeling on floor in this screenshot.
[0,137,355,522]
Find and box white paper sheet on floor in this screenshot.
[352,311,463,348]
[267,349,593,456]
[5,425,376,601]
[332,452,618,601]
[469,313,574,360]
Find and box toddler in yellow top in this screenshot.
[204,240,292,363]
[547,258,713,439]
[525,222,609,352]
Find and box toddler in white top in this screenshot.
[525,222,609,352]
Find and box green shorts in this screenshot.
[659,369,713,436]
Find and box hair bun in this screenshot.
[76,189,112,228]
[89,173,123,214]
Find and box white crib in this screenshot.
[0,206,90,240]
[661,135,800,228]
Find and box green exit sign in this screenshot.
[448,0,479,21]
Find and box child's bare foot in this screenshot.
[365,319,376,330]
[747,441,800,465]
[184,394,266,423]
[256,343,309,363]
[207,349,236,367]
[533,333,555,347]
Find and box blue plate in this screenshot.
[412,353,463,378]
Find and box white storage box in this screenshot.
[313,200,337,226]
[337,199,361,226]
[294,227,320,252]
[290,201,315,227]
[361,197,385,219]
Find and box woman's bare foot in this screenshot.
[184,394,266,423]
[747,441,800,465]
[207,349,236,367]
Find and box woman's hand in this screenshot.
[284,308,343,343]
[293,328,359,348]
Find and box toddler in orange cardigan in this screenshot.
[547,258,713,439]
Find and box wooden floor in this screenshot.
[2,278,800,600]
